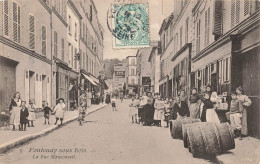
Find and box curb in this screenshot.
[0,104,108,154]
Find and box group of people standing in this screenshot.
[9,92,37,131]
[128,85,252,140]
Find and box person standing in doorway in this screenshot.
[9,92,22,131]
[236,86,252,137]
[27,99,36,127]
[53,98,66,125]
[189,88,200,119]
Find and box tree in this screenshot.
[103,58,122,79]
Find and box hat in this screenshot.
[29,99,34,104]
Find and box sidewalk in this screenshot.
[0,103,107,154]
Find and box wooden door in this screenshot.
[29,71,35,103]
[242,51,259,138]
[0,57,17,112]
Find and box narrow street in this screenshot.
[0,99,258,164]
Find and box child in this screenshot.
[164,98,173,127]
[111,97,117,111]
[27,99,36,127]
[42,101,52,125]
[229,92,243,140]
[20,101,29,131]
[78,91,87,126]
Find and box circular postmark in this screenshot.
[107,3,150,48]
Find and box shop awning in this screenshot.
[82,73,98,86]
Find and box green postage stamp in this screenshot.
[110,3,150,48]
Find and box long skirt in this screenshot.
[9,107,21,126]
[206,108,220,123]
[154,109,165,120]
[189,103,200,119]
[241,108,248,135]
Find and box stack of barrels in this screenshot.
[170,117,235,158]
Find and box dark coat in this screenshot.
[172,102,190,118]
[20,107,29,124]
[201,99,214,122]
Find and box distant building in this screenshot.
[136,44,153,94]
[125,56,138,95]
[113,60,126,94]
[148,41,160,93]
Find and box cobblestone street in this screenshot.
[1,99,259,164]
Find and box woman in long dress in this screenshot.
[189,88,200,119]
[53,98,66,125]
[9,92,22,131]
[236,86,252,136]
[27,99,36,127]
[202,92,220,123]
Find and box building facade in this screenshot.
[148,41,160,93]
[125,56,138,96]
[0,0,104,112]
[190,0,260,138]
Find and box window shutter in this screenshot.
[42,26,47,56]
[231,0,236,27]
[29,15,35,49]
[4,1,9,36]
[244,0,249,16]
[236,0,240,24]
[17,6,20,43]
[62,38,64,61]
[54,31,58,56]
[213,0,222,36]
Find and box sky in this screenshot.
[94,0,175,59]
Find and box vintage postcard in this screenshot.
[0,0,259,164]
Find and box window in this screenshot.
[90,5,93,21]
[92,60,94,74]
[231,0,241,27]
[74,48,77,69]
[29,14,35,49]
[42,25,47,56]
[170,22,173,40]
[131,58,135,65]
[86,55,88,71]
[82,23,85,39]
[75,23,77,41]
[82,52,85,69]
[61,38,64,61]
[3,0,9,36]
[180,26,183,48]
[196,20,201,53]
[244,0,249,16]
[54,31,58,56]
[185,17,189,43]
[130,69,135,76]
[68,15,71,34]
[205,7,210,47]
[13,2,21,43]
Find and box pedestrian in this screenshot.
[120,96,123,103]
[27,99,36,127]
[111,96,117,111]
[42,101,52,125]
[154,96,165,127]
[164,97,173,127]
[20,101,29,131]
[189,88,200,119]
[139,92,148,124]
[236,86,252,136]
[173,96,190,119]
[9,92,22,131]
[229,91,243,140]
[78,91,87,126]
[142,92,155,126]
[53,98,66,125]
[179,89,188,102]
[105,93,111,104]
[201,92,220,123]
[205,84,213,98]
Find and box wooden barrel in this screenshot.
[187,122,235,157]
[170,117,201,139]
[182,122,207,148]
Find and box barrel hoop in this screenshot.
[213,123,223,153]
[199,125,210,154]
[225,122,235,147]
